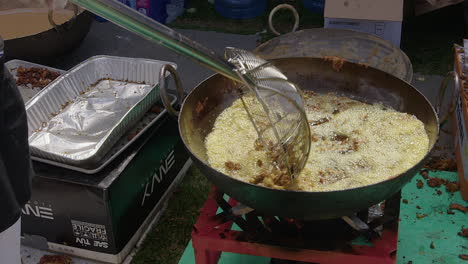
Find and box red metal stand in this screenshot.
[191,187,397,264]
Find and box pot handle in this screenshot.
[159,64,185,117]
[436,71,458,127]
[268,4,300,36]
[48,4,80,32]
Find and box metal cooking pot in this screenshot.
[254,28,413,83]
[159,57,439,220]
[3,8,93,63]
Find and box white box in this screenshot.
[324,18,402,47]
[324,0,404,47]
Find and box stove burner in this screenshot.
[213,188,398,242]
[192,187,399,264]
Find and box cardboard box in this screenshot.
[414,0,463,16]
[453,43,468,201]
[21,115,192,263]
[453,91,468,201]
[324,0,404,47]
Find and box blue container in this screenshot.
[94,0,168,23]
[118,0,168,24]
[215,0,267,20]
[303,0,325,14]
[166,0,186,24]
[120,0,137,9]
[148,0,169,23]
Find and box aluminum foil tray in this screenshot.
[5,60,65,103]
[25,55,177,168]
[32,94,177,174]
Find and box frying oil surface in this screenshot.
[205,92,429,192]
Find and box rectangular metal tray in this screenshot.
[32,94,177,174]
[7,59,177,174]
[24,55,177,168]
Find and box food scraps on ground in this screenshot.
[417,180,424,189]
[38,255,72,264]
[459,228,468,237]
[16,66,60,89]
[430,241,435,249]
[424,158,457,171]
[447,209,455,215]
[427,177,446,188]
[402,199,409,204]
[420,170,429,179]
[416,213,428,219]
[449,203,468,213]
[460,254,468,260]
[446,182,460,192]
[420,172,460,194]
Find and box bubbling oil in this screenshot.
[205,92,429,192]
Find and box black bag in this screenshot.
[0,38,34,233]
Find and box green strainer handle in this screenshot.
[71,0,238,81]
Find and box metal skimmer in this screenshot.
[225,47,310,182]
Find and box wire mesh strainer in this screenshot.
[225,47,310,183]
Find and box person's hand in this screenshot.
[45,0,68,10]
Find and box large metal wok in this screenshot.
[2,7,93,63]
[254,28,414,83]
[161,57,439,220]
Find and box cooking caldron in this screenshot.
[160,57,439,220]
[3,7,93,63]
[254,28,413,83]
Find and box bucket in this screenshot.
[166,0,186,24]
[303,0,325,14]
[118,0,168,24]
[215,0,267,20]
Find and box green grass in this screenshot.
[132,166,210,264]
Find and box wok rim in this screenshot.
[1,8,85,42]
[254,28,414,84]
[179,57,439,195]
